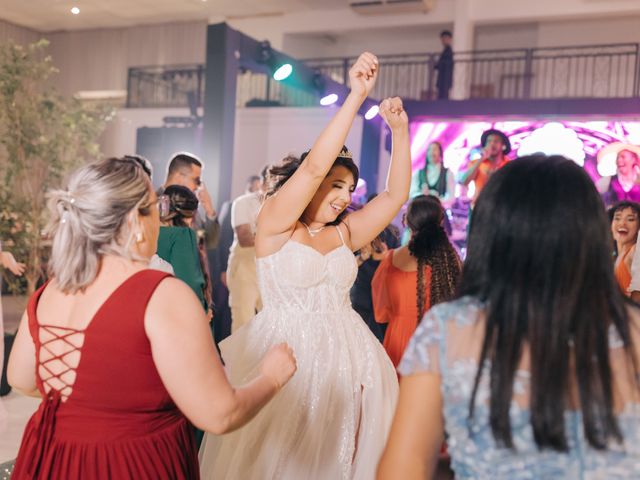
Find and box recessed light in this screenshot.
[71,6,80,15]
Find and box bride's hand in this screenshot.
[260,343,297,391]
[348,52,379,99]
[379,97,408,131]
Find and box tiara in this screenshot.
[303,149,353,160]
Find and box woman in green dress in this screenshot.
[156,185,210,314]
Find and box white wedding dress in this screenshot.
[199,228,398,479]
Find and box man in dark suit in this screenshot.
[435,30,454,100]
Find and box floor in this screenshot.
[0,392,39,463]
[1,294,38,463]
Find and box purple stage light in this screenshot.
[320,94,339,106]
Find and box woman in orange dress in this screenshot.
[611,201,640,295]
[372,195,461,368]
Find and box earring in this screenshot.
[135,232,144,243]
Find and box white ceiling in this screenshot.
[1,0,348,32]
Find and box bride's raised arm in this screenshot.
[257,52,379,239]
[343,97,411,252]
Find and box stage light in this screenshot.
[320,94,338,106]
[273,63,293,81]
[71,6,80,14]
[365,105,379,120]
[518,122,585,166]
[258,40,293,81]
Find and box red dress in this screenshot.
[12,270,199,479]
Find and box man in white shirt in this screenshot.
[227,168,268,332]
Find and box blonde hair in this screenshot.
[46,157,153,293]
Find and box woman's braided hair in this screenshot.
[407,195,461,323]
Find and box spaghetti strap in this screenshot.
[335,225,346,246]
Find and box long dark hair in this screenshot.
[424,141,443,167]
[460,155,638,451]
[266,146,359,225]
[406,195,460,323]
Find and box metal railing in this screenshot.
[126,43,640,108]
[235,69,318,107]
[127,64,205,109]
[305,43,640,100]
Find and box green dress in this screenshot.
[156,226,207,312]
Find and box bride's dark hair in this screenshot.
[265,146,360,225]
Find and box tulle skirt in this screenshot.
[199,305,398,480]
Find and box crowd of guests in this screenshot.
[1,51,640,479]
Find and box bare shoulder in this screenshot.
[255,197,295,257]
[147,277,202,319]
[338,218,354,249]
[255,230,294,258]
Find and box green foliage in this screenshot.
[0,39,112,294]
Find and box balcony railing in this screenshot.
[126,43,640,109]
[127,64,205,109]
[306,43,640,100]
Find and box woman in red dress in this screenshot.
[7,157,296,479]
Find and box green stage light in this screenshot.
[273,63,293,81]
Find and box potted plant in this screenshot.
[0,39,112,296]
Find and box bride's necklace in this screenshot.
[301,221,325,237]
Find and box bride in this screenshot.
[199,52,410,479]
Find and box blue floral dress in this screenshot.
[399,296,640,479]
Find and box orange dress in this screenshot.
[615,248,633,295]
[372,250,431,368]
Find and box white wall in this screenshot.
[0,18,38,45]
[536,17,640,48]
[283,24,449,59]
[99,107,190,160]
[45,21,207,96]
[5,9,637,100]
[226,0,640,56]
[474,23,539,51]
[231,107,364,199]
[101,106,364,203]
[226,3,456,52]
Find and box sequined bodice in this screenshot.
[256,240,357,313]
[399,297,640,479]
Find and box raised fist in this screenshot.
[379,97,408,131]
[349,52,379,98]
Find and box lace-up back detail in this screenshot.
[37,325,85,402]
[13,270,200,480]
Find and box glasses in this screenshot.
[157,194,170,218]
[180,171,202,187]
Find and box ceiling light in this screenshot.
[71,6,80,15]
